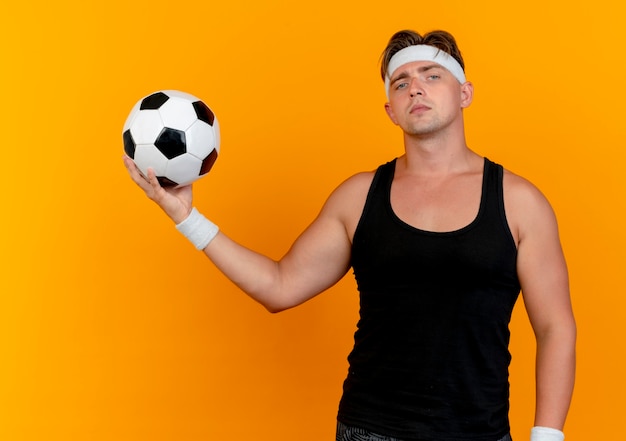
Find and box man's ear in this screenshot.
[384,102,399,125]
[460,81,474,109]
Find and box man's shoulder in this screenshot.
[501,166,558,242]
[334,158,397,193]
[501,167,548,205]
[330,170,377,204]
[320,168,379,230]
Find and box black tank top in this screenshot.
[338,158,521,441]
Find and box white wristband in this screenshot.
[531,426,564,441]
[175,207,219,250]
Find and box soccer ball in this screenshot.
[123,90,220,187]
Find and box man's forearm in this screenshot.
[534,326,576,430]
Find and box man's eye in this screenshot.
[428,74,441,80]
[396,82,408,89]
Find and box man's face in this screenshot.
[384,60,472,137]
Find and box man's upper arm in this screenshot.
[507,174,573,333]
[274,172,373,309]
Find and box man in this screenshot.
[123,30,576,441]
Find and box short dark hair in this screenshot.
[380,30,465,81]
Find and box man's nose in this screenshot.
[409,79,424,97]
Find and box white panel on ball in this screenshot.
[162,90,200,102]
[130,110,164,145]
[134,145,169,177]
[185,120,217,159]
[158,96,199,131]
[212,118,221,151]
[122,100,142,133]
[166,154,202,186]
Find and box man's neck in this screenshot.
[399,131,479,178]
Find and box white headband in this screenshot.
[384,45,466,98]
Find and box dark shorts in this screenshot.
[336,421,513,441]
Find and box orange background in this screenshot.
[1,1,624,440]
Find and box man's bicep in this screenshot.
[516,196,572,334]
[275,172,371,308]
[276,210,353,307]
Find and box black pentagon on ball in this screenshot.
[192,101,215,126]
[157,176,178,188]
[155,127,186,159]
[123,129,136,158]
[200,149,219,176]
[140,91,170,110]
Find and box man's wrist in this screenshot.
[175,207,219,250]
[531,426,564,441]
[171,207,193,225]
